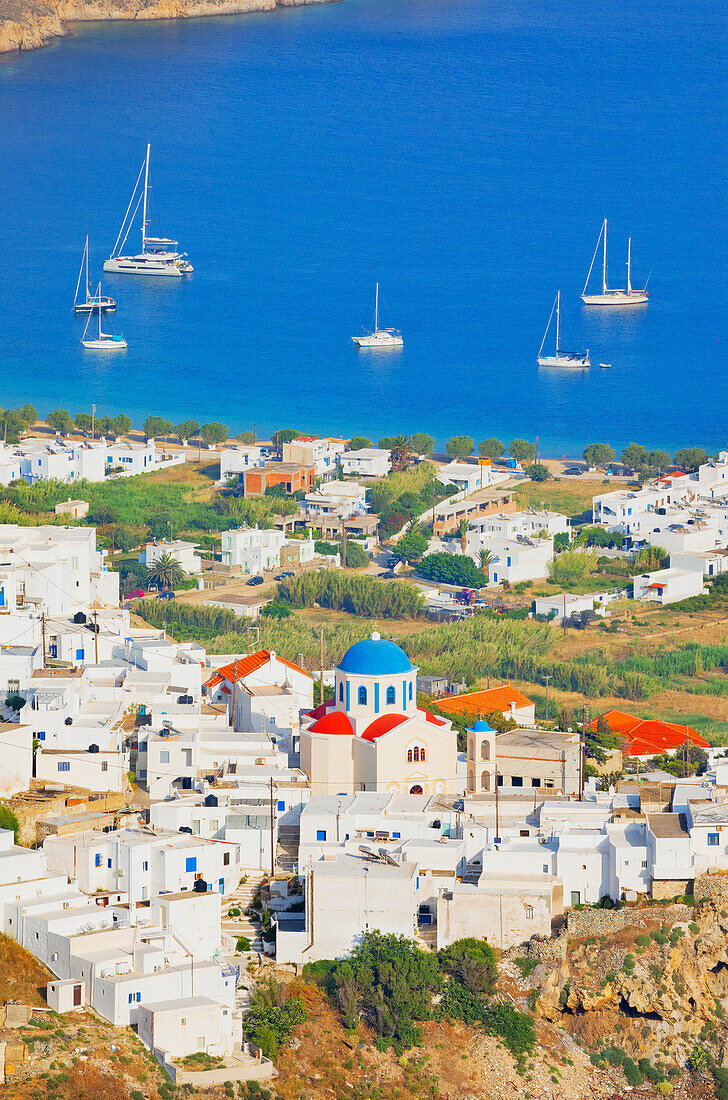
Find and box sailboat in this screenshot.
[103,144,193,277]
[537,291,590,368]
[73,237,116,314]
[581,218,648,306]
[352,283,403,348]
[81,285,127,349]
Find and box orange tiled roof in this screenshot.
[206,649,312,689]
[593,710,709,757]
[436,685,534,716]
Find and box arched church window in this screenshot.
[409,784,423,795]
[481,742,490,761]
[413,746,420,762]
[386,686,396,706]
[358,686,367,706]
[408,681,413,701]
[339,682,343,702]
[419,747,426,763]
[407,749,413,763]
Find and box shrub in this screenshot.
[243,981,308,1059]
[438,939,497,994]
[418,552,486,588]
[277,569,425,619]
[513,957,539,980]
[236,936,252,952]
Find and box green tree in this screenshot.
[389,434,411,471]
[278,428,303,444]
[146,552,185,591]
[143,416,173,439]
[146,513,173,541]
[109,526,138,553]
[674,447,708,472]
[410,432,435,456]
[418,552,486,588]
[457,518,469,554]
[343,541,370,568]
[547,548,598,585]
[236,429,256,444]
[200,422,228,447]
[525,462,550,482]
[439,938,498,995]
[509,438,536,464]
[622,443,648,470]
[4,693,26,713]
[110,413,132,436]
[446,435,474,461]
[0,806,20,842]
[583,442,615,467]
[91,504,120,526]
[176,420,199,442]
[478,548,494,579]
[348,435,373,451]
[479,437,505,461]
[647,449,671,473]
[74,412,93,432]
[47,409,74,436]
[244,980,308,1059]
[0,405,36,444]
[633,545,668,573]
[394,528,429,564]
[378,436,397,450]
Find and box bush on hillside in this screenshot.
[418,552,486,588]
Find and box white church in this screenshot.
[299,633,458,797]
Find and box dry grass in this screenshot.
[0,934,51,1005]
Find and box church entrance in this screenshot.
[409,784,423,795]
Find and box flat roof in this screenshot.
[647,812,689,838]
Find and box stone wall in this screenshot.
[503,928,567,963]
[694,870,728,905]
[566,903,692,940]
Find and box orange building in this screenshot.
[243,462,315,497]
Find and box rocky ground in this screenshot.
[0,0,338,54]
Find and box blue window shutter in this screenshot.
[374,683,379,713]
[277,800,285,811]
[346,680,350,710]
[186,856,197,873]
[38,732,45,741]
[403,680,406,709]
[316,830,326,841]
[339,682,343,702]
[393,831,401,839]
[76,649,84,660]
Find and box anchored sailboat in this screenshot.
[581,219,648,306]
[81,285,127,349]
[103,144,193,278]
[352,283,403,349]
[537,291,590,368]
[73,237,116,314]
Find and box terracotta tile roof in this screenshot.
[436,685,534,716]
[593,710,709,757]
[206,649,312,689]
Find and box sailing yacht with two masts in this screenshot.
[581,218,648,306]
[104,145,193,278]
[352,283,403,348]
[73,236,116,314]
[537,290,590,368]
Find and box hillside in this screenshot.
[0,0,338,54]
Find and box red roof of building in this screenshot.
[592,709,709,757]
[206,649,312,690]
[307,699,335,719]
[361,714,408,742]
[308,711,355,736]
[436,685,534,716]
[423,710,446,726]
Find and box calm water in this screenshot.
[1,0,726,454]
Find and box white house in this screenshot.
[533,591,616,622]
[205,649,313,731]
[218,445,267,484]
[0,525,119,614]
[633,567,705,605]
[436,462,487,494]
[339,448,391,479]
[142,540,202,576]
[486,537,554,585]
[670,548,728,578]
[220,526,315,575]
[138,996,241,1061]
[467,510,568,542]
[282,437,346,482]
[303,481,367,519]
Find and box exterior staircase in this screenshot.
[277,824,300,874]
[223,870,266,952]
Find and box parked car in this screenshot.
[387,557,398,568]
[246,575,264,586]
[564,466,584,476]
[124,589,146,599]
[156,591,176,600]
[274,571,294,580]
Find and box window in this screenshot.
[107,859,112,868]
[7,679,19,694]
[38,731,45,741]
[101,761,108,773]
[386,686,396,706]
[181,1018,186,1027]
[339,682,343,701]
[641,860,648,869]
[393,832,400,839]
[136,992,141,1002]
[497,773,504,787]
[186,857,197,873]
[420,747,426,762]
[142,861,149,871]
[542,865,548,874]
[520,830,529,837]
[532,778,541,787]
[277,800,285,811]
[316,830,327,841]
[191,820,200,834]
[95,854,102,867]
[708,833,720,846]
[481,742,490,761]
[358,686,367,706]
[76,649,85,660]
[511,776,523,787]
[50,952,58,962]
[524,905,534,920]
[409,785,423,795]
[223,852,230,866]
[408,681,413,700]
[407,749,413,763]
[58,762,70,772]
[413,746,419,762]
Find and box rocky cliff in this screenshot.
[0,0,338,54]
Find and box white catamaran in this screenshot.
[81,285,127,349]
[352,283,403,348]
[73,236,116,314]
[581,218,648,306]
[537,291,590,368]
[103,144,193,278]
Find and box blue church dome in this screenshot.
[338,632,414,675]
[472,719,495,732]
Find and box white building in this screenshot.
[220,526,315,575]
[436,462,489,494]
[0,438,183,485]
[339,448,391,479]
[218,445,267,484]
[486,536,554,585]
[633,567,705,605]
[533,591,617,621]
[142,540,202,576]
[282,437,346,482]
[205,649,313,732]
[303,481,367,519]
[467,510,568,543]
[0,525,119,614]
[670,548,728,578]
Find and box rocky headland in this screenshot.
[0,0,339,54]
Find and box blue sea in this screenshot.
[1,0,726,455]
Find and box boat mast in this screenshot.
[626,237,632,294]
[538,295,557,358]
[74,238,87,308]
[602,218,608,294]
[555,290,561,354]
[85,236,90,301]
[374,283,379,334]
[142,143,151,252]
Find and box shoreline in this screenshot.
[0,0,341,55]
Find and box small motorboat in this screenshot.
[599,362,612,369]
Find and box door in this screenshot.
[73,984,82,1007]
[570,891,581,906]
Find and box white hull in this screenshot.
[82,338,127,350]
[352,331,403,348]
[74,298,116,314]
[104,255,192,277]
[538,353,590,368]
[581,291,648,306]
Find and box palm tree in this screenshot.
[478,548,494,580]
[457,518,469,555]
[390,434,411,471]
[147,552,185,591]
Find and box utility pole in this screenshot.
[494,767,500,843]
[544,674,551,724]
[319,628,325,707]
[563,592,567,637]
[41,612,47,668]
[91,403,96,440]
[684,724,689,778]
[231,658,238,730]
[93,608,99,664]
[269,776,275,876]
[341,515,348,568]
